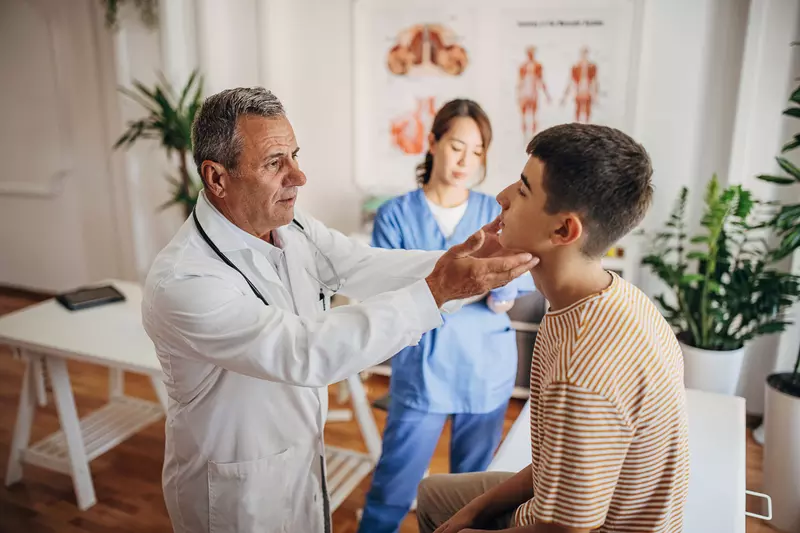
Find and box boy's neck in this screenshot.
[531,251,612,312]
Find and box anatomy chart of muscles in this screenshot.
[353,0,639,195]
[497,6,636,156]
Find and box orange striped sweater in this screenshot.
[514,272,690,532]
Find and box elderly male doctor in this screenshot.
[142,87,537,533]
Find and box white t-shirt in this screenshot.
[425,196,468,239]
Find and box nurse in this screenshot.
[358,99,535,533]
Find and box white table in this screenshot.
[0,281,166,510]
[1,280,381,513]
[488,389,772,532]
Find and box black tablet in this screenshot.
[56,284,126,311]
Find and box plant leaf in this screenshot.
[758,174,796,185]
[777,156,800,180]
[686,251,708,261]
[782,134,800,153]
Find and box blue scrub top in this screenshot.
[372,188,535,414]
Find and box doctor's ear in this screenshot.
[201,161,229,198]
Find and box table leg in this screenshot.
[150,374,169,412]
[32,354,48,407]
[46,356,96,510]
[336,381,350,404]
[345,374,382,462]
[5,352,37,486]
[109,368,124,399]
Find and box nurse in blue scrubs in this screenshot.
[357,99,535,533]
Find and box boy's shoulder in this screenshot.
[552,274,681,388]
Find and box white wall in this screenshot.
[103,2,188,283]
[729,0,800,413]
[633,0,750,298]
[0,0,137,292]
[5,0,755,289]
[182,0,754,246]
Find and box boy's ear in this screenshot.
[552,213,583,247]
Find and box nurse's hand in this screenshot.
[426,229,539,308]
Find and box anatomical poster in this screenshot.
[353,0,641,196]
[497,5,639,157]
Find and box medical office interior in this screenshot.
[1,0,800,531]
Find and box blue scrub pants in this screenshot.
[357,399,508,533]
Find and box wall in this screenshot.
[0,0,756,290]
[184,0,753,244]
[728,0,800,412]
[0,0,137,292]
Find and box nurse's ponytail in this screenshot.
[415,99,492,187]
[416,153,435,185]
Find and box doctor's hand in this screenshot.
[470,217,505,259]
[471,217,530,260]
[426,230,539,308]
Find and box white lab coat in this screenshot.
[141,192,446,533]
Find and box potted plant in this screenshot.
[114,70,204,219]
[100,0,158,30]
[755,54,800,531]
[642,174,800,395]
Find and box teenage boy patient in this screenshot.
[416,123,690,533]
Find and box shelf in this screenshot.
[326,445,375,512]
[23,396,164,474]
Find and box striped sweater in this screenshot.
[514,272,690,532]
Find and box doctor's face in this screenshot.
[207,115,307,239]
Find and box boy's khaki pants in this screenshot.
[416,471,517,533]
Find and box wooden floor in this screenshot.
[0,292,778,532]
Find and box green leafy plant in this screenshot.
[643,174,800,352]
[101,0,158,30]
[114,70,203,218]
[757,44,800,394]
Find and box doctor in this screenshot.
[141,87,538,533]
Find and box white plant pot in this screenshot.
[679,341,745,395]
[763,374,800,532]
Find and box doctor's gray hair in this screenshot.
[192,87,286,175]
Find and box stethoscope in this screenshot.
[192,209,341,310]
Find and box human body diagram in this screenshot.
[515,45,601,133]
[560,46,599,123]
[516,47,551,137]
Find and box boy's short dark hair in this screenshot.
[527,123,653,257]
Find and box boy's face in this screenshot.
[496,156,583,257]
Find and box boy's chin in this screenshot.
[499,231,528,254]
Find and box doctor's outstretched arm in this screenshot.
[146,234,537,388]
[295,209,446,301]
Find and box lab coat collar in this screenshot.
[195,191,304,307]
[195,191,250,253]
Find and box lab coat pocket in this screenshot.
[208,448,294,533]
